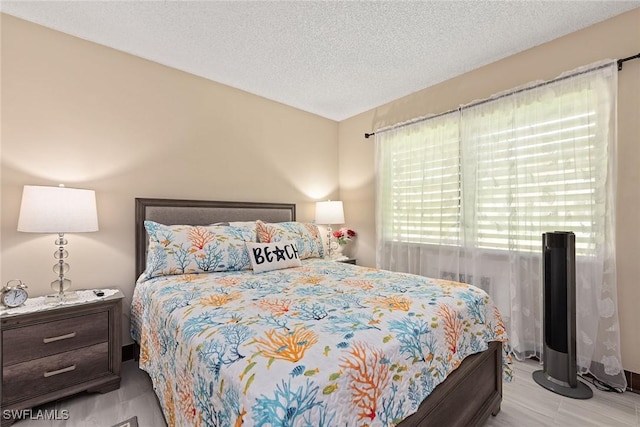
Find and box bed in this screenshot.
[131,198,511,427]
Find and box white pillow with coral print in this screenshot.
[139,221,255,282]
[255,220,324,259]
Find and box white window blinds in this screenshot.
[378,67,614,257]
[462,89,605,256]
[377,112,460,246]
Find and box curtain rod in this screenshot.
[618,52,640,70]
[364,53,640,139]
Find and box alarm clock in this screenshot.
[1,279,29,308]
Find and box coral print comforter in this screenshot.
[131,259,511,427]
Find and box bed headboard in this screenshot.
[135,198,296,279]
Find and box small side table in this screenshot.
[1,290,123,426]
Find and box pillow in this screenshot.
[229,221,257,242]
[246,241,302,273]
[139,221,255,281]
[256,220,324,259]
[207,221,257,241]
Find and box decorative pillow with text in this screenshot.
[246,241,302,273]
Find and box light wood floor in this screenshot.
[485,360,640,427]
[10,359,640,426]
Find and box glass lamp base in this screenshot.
[46,290,78,304]
[47,235,79,304]
[47,276,77,304]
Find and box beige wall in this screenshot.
[339,8,640,373]
[0,15,338,344]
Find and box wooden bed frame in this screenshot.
[134,197,502,427]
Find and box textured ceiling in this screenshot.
[1,1,638,121]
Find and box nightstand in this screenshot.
[338,258,357,265]
[1,291,123,426]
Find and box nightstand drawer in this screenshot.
[3,311,109,366]
[2,341,109,405]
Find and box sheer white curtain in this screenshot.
[376,111,464,277]
[375,61,625,388]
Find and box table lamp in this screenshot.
[17,185,99,301]
[315,200,344,259]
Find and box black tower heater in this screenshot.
[532,231,592,399]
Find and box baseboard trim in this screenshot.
[624,369,640,395]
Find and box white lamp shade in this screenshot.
[17,185,99,233]
[315,200,345,225]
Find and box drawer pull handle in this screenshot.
[43,332,76,343]
[44,364,76,378]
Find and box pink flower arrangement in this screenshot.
[333,228,356,245]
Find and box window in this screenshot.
[376,61,624,390]
[463,91,601,255]
[377,112,460,246]
[378,68,613,257]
